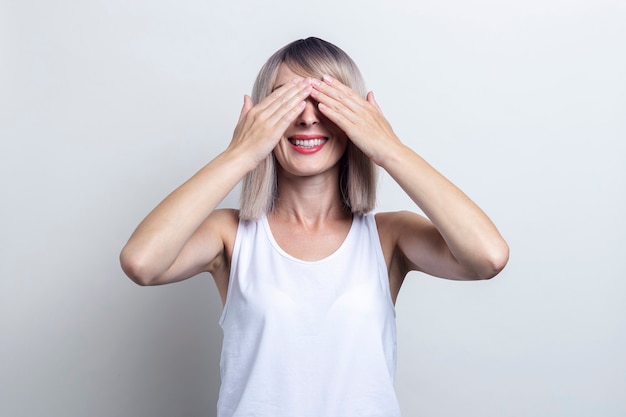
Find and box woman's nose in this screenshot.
[296,98,319,126]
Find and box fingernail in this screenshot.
[311,79,321,87]
[323,75,334,83]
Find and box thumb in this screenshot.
[367,91,382,112]
[239,95,253,120]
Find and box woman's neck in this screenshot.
[272,170,349,225]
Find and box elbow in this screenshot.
[477,240,510,280]
[119,248,158,286]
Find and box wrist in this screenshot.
[373,139,410,169]
[220,144,265,175]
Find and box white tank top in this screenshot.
[217,214,401,417]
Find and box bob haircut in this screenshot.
[239,37,377,220]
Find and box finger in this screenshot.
[255,77,306,113]
[367,91,382,112]
[250,79,309,126]
[311,86,359,128]
[238,95,254,122]
[273,99,307,132]
[315,75,361,106]
[311,76,364,119]
[236,79,310,146]
[237,79,308,140]
[263,79,312,126]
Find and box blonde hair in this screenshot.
[239,37,377,220]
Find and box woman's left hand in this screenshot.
[311,75,401,166]
[312,76,509,282]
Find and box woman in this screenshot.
[120,37,509,417]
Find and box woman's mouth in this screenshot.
[288,136,328,154]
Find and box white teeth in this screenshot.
[293,139,325,148]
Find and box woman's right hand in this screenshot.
[228,77,312,168]
[120,78,312,287]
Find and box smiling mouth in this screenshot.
[288,138,328,148]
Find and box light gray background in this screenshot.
[1,0,624,416]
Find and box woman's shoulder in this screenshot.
[374,210,424,226]
[202,208,239,273]
[207,208,240,223]
[372,211,408,251]
[202,208,240,239]
[374,210,433,241]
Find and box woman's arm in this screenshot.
[311,76,509,280]
[120,77,313,286]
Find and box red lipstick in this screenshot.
[288,135,328,154]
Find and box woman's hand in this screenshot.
[312,75,508,281]
[310,75,401,167]
[228,77,313,168]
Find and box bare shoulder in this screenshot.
[374,210,432,239]
[374,210,446,273]
[374,211,434,301]
[205,208,239,232]
[374,210,434,263]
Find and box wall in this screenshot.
[1,0,624,416]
